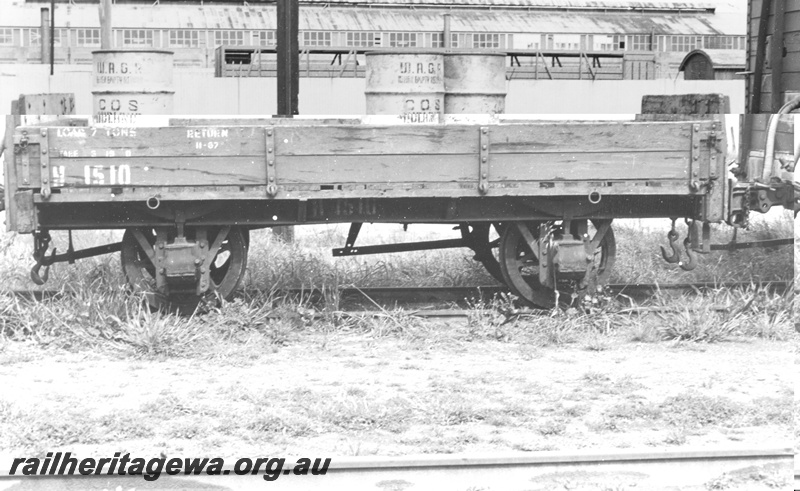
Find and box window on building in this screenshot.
[256,30,275,47]
[704,35,743,50]
[427,32,443,48]
[472,33,500,49]
[215,30,245,46]
[668,35,700,52]
[122,29,153,47]
[450,33,459,48]
[169,30,199,48]
[388,32,417,48]
[594,35,620,51]
[75,28,100,47]
[302,31,331,46]
[628,34,650,51]
[346,32,375,48]
[552,34,581,51]
[29,28,66,47]
[0,28,14,46]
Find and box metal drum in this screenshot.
[365,51,444,123]
[444,52,507,115]
[92,49,174,122]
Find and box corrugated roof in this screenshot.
[1,0,744,35]
[19,0,721,8]
[296,0,718,9]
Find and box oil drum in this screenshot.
[92,49,174,123]
[444,52,507,115]
[365,51,444,123]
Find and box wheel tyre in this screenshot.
[498,221,615,309]
[121,227,249,313]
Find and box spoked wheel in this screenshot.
[120,226,249,313]
[499,220,616,309]
[460,223,505,284]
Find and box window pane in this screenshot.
[0,29,12,45]
[76,28,100,47]
[258,31,275,47]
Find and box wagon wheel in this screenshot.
[120,226,249,312]
[459,223,505,284]
[498,220,616,309]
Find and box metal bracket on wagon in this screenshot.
[29,230,123,284]
[136,226,231,297]
[265,127,278,197]
[689,123,721,194]
[478,127,490,195]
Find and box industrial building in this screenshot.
[1,0,745,80]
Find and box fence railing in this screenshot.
[214,46,666,80]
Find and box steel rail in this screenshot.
[0,447,791,490]
[2,281,791,304]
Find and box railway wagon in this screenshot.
[747,0,800,113]
[1,114,794,310]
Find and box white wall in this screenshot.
[1,64,745,118]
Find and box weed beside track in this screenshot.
[0,213,795,463]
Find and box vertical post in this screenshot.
[49,0,55,75]
[771,0,786,111]
[276,0,299,116]
[443,14,451,49]
[274,0,298,242]
[99,0,113,50]
[751,0,772,113]
[40,8,50,65]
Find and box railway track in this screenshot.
[0,447,791,490]
[0,281,791,304]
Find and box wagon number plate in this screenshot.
[83,164,132,185]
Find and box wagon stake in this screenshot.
[679,237,697,271]
[30,248,56,285]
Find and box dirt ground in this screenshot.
[0,323,791,465]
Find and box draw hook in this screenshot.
[660,228,681,264]
[30,248,56,285]
[679,237,697,271]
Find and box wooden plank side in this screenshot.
[3,115,18,229]
[490,152,690,181]
[488,122,694,154]
[275,125,479,156]
[170,118,362,126]
[276,155,475,184]
[38,181,695,205]
[46,126,265,158]
[48,156,265,187]
[18,93,75,116]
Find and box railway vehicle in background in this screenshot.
[738,0,799,236]
[746,0,800,113]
